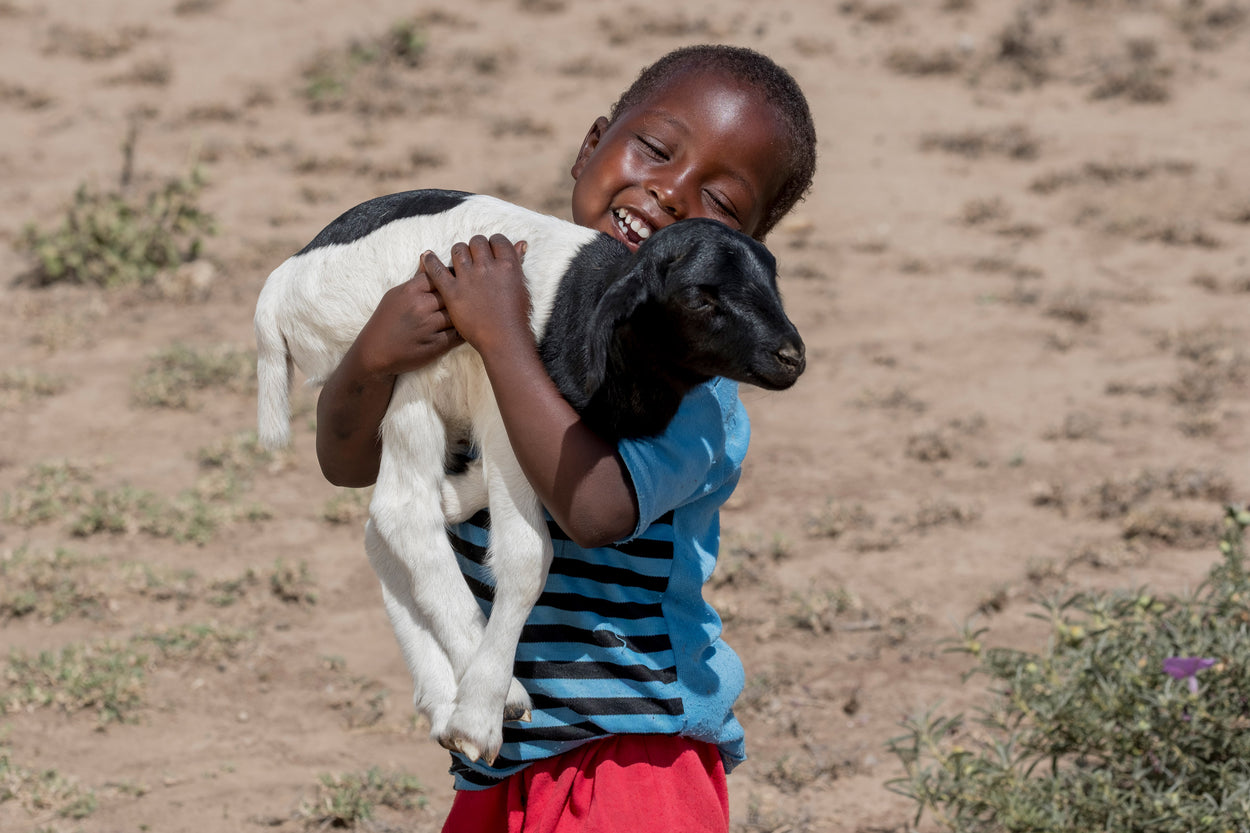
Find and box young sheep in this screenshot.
[254,189,805,764]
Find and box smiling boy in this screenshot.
[316,45,817,832]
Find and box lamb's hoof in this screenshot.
[438,732,495,766]
[504,678,532,723]
[502,702,531,723]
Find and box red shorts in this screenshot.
[440,734,729,833]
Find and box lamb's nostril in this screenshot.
[775,341,805,370]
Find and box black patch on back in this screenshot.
[296,189,473,255]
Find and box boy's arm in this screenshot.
[316,270,464,487]
[421,235,640,548]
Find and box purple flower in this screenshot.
[1163,657,1216,693]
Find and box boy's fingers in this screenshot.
[421,250,454,287]
[466,235,493,260]
[449,241,473,265]
[486,233,516,259]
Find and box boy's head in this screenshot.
[570,44,817,248]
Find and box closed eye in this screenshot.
[706,191,740,222]
[636,135,669,161]
[679,287,718,312]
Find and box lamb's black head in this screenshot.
[586,218,806,395]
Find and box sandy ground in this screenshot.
[1,1,1248,831]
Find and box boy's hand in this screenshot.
[354,268,464,379]
[422,235,531,357]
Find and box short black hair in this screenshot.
[608,44,817,239]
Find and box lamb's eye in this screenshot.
[679,287,717,312]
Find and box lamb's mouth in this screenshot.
[613,207,652,247]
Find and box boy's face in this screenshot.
[570,69,789,249]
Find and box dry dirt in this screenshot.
[1,1,1248,831]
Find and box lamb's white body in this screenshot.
[255,194,600,763]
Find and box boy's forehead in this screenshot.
[633,67,766,115]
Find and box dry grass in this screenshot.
[1087,38,1173,103]
[132,342,256,409]
[1029,159,1194,195]
[885,46,966,76]
[0,367,68,409]
[919,123,1041,160]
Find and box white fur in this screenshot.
[255,194,598,763]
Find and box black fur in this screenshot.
[538,218,804,443]
[297,189,472,255]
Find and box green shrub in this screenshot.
[0,546,109,622]
[2,623,251,725]
[887,505,1250,832]
[0,737,98,820]
[21,167,214,288]
[298,767,426,827]
[301,19,426,107]
[132,342,256,409]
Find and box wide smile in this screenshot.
[612,207,653,249]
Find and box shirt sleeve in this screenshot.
[616,378,751,539]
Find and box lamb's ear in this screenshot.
[582,256,664,395]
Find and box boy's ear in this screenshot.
[570,116,611,181]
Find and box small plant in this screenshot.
[3,639,149,725]
[132,342,256,409]
[0,546,109,623]
[0,368,69,409]
[807,499,876,540]
[322,487,372,525]
[1,460,93,528]
[197,431,276,478]
[2,459,267,545]
[986,4,1061,89]
[297,767,426,828]
[1089,38,1172,104]
[206,569,260,607]
[21,164,213,289]
[887,505,1250,831]
[885,46,965,76]
[904,497,982,532]
[0,737,98,820]
[784,586,859,634]
[906,429,955,463]
[300,20,427,108]
[269,559,317,605]
[1,623,250,725]
[919,124,1040,160]
[122,561,199,606]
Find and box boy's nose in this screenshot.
[648,180,686,220]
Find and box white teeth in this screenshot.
[614,208,650,239]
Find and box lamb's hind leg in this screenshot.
[364,520,457,738]
[441,438,552,765]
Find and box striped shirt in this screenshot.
[448,378,750,790]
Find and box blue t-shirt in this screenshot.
[447,378,750,790]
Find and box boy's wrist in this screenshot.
[475,327,540,375]
[345,335,402,386]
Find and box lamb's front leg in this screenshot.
[442,440,553,765]
[370,387,492,722]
